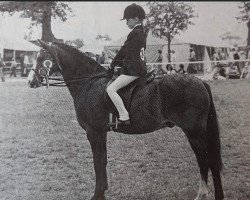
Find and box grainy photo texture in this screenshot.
[0,2,249,200]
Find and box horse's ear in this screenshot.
[37,39,50,49]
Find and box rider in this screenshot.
[107,3,147,127]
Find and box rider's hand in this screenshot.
[107,65,114,79]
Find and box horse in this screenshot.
[28,40,224,200]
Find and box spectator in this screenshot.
[9,58,17,77]
[170,50,177,70]
[95,54,101,63]
[23,53,29,77]
[240,62,250,79]
[20,53,25,77]
[156,49,163,62]
[212,51,219,68]
[218,65,227,78]
[233,48,241,75]
[228,48,234,69]
[189,48,196,61]
[187,48,197,74]
[218,48,224,60]
[177,64,186,74]
[0,53,5,82]
[217,49,227,74]
[167,65,176,75]
[98,51,107,64]
[155,49,165,75]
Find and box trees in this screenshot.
[237,1,250,58]
[95,34,112,41]
[0,1,73,42]
[65,38,84,49]
[145,2,196,61]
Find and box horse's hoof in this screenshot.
[194,193,208,200]
[91,197,105,200]
[91,194,105,200]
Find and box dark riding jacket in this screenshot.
[111,25,147,76]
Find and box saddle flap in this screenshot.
[104,68,156,114]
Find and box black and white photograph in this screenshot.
[0,1,249,200]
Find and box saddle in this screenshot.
[104,69,156,130]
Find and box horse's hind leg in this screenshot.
[210,166,224,200]
[185,129,209,200]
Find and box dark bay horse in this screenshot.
[28,40,224,200]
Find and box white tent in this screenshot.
[0,37,40,53]
[104,31,190,64]
[104,31,231,72]
[79,40,111,55]
[0,37,40,65]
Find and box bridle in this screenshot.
[33,51,109,88]
[32,59,53,88]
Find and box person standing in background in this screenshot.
[20,53,25,77]
[99,51,107,64]
[23,53,29,77]
[212,51,219,67]
[187,48,197,74]
[155,49,165,75]
[0,53,5,82]
[233,48,241,75]
[9,58,17,77]
[170,50,177,70]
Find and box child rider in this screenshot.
[107,3,148,127]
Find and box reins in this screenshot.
[46,72,109,87]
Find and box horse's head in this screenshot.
[28,39,108,88]
[28,40,61,88]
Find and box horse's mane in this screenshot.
[53,41,87,58]
[52,41,108,75]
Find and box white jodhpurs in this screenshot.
[106,74,138,121]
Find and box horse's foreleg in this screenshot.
[87,129,108,200]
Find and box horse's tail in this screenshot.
[203,82,223,171]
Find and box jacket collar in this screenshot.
[132,24,142,30]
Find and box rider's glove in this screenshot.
[107,65,114,79]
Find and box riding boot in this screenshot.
[115,119,130,130]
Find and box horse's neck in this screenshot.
[55,47,108,97]
[56,47,107,81]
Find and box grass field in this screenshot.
[0,77,249,200]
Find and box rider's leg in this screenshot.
[107,75,138,121]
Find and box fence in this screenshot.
[3,59,250,76]
[3,62,33,75]
[100,59,250,75]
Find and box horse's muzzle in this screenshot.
[28,80,41,88]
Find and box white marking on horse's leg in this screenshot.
[194,176,208,200]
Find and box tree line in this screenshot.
[0,2,249,58]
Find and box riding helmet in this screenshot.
[121,3,146,20]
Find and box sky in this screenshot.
[0,1,248,47]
